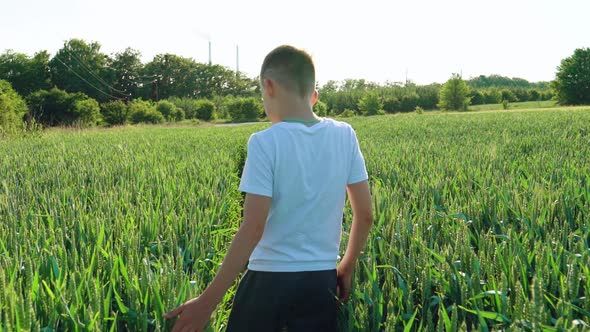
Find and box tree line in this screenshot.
[0,39,260,102]
[1,39,588,132]
[317,75,554,116]
[0,38,264,130]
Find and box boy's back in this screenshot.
[164,45,373,332]
[240,118,368,272]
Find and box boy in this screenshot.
[165,45,373,332]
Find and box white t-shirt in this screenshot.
[238,118,368,272]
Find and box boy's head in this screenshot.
[260,45,318,120]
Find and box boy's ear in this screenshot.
[311,89,318,106]
[263,79,275,98]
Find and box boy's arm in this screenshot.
[337,180,373,302]
[199,193,270,304]
[164,193,271,331]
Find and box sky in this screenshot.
[1,0,589,86]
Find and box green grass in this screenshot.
[469,100,558,111]
[1,107,589,331]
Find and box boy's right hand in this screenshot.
[336,265,353,302]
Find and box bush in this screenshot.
[132,109,164,124]
[483,89,502,104]
[129,99,164,124]
[382,96,400,113]
[415,106,424,114]
[502,100,510,110]
[400,93,421,112]
[541,90,553,101]
[73,98,101,126]
[226,97,263,121]
[358,92,383,116]
[27,87,99,126]
[469,90,485,105]
[194,99,216,120]
[156,100,179,121]
[415,84,440,109]
[211,95,231,119]
[101,100,129,125]
[174,107,185,121]
[513,88,530,102]
[0,80,27,131]
[313,100,328,116]
[338,109,356,118]
[168,97,197,119]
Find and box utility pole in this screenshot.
[405,68,409,86]
[208,40,212,65]
[236,44,240,78]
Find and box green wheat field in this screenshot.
[1,108,589,331]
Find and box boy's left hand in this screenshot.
[164,296,215,332]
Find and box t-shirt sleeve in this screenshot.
[239,134,273,197]
[347,128,369,184]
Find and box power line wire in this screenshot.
[61,46,161,94]
[53,54,128,100]
[110,68,160,85]
[62,47,129,96]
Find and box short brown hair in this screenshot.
[260,45,315,98]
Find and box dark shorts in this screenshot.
[226,269,338,332]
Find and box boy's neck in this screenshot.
[268,93,320,124]
[277,99,318,122]
[280,108,317,121]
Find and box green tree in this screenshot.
[49,39,119,102]
[467,74,547,89]
[141,55,250,101]
[0,50,52,96]
[0,80,28,130]
[438,74,470,111]
[100,100,129,125]
[225,72,260,98]
[552,48,590,105]
[141,54,193,100]
[358,92,383,115]
[107,48,144,100]
[319,80,339,94]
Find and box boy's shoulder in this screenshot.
[255,118,353,136]
[248,118,355,148]
[321,117,354,130]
